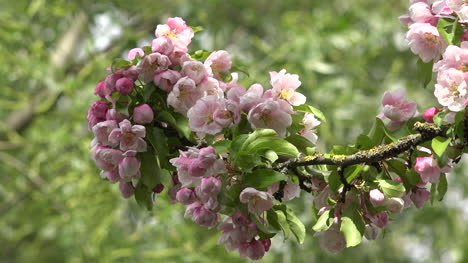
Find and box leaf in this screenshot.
[416,58,433,88]
[138,147,161,189]
[430,183,437,205]
[356,134,374,150]
[243,137,299,157]
[285,207,306,244]
[327,170,342,192]
[340,217,362,247]
[244,168,287,188]
[142,46,152,55]
[293,104,326,122]
[134,182,153,211]
[190,49,212,60]
[431,136,451,157]
[260,149,278,163]
[436,18,463,45]
[146,126,170,170]
[252,215,276,239]
[212,140,231,154]
[267,208,291,240]
[345,165,363,182]
[285,134,315,153]
[312,209,332,232]
[377,179,405,198]
[231,65,250,77]
[111,58,131,72]
[191,26,204,33]
[438,174,448,201]
[230,134,249,154]
[399,170,421,190]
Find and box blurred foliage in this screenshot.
[0,0,467,262]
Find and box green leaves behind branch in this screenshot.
[267,205,306,244]
[431,136,451,157]
[368,118,397,145]
[293,104,326,122]
[437,18,464,46]
[416,58,433,89]
[244,169,287,189]
[376,179,406,198]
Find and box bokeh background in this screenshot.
[1,0,468,262]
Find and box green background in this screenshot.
[1,0,467,262]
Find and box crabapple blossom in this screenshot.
[127,48,144,61]
[240,84,264,113]
[153,70,181,92]
[385,197,405,214]
[133,104,154,124]
[187,96,225,135]
[239,188,274,215]
[423,107,440,123]
[192,206,219,228]
[411,188,431,208]
[409,1,438,25]
[137,52,171,83]
[406,23,447,63]
[239,240,266,260]
[115,77,134,95]
[318,228,346,254]
[182,60,209,84]
[269,69,306,106]
[87,100,109,130]
[247,98,293,137]
[109,119,147,152]
[378,88,418,130]
[447,0,468,22]
[167,77,203,115]
[204,50,232,79]
[94,81,112,98]
[432,0,453,15]
[91,120,118,147]
[364,224,380,240]
[155,17,194,53]
[119,182,135,199]
[197,177,222,200]
[106,109,127,123]
[368,212,389,228]
[118,151,141,181]
[176,187,197,205]
[369,189,385,207]
[101,169,120,184]
[268,180,300,201]
[433,43,468,73]
[92,146,124,171]
[434,68,468,112]
[414,156,442,183]
[151,36,174,56]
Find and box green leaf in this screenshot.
[431,136,451,157]
[212,140,231,154]
[231,65,250,77]
[377,179,405,198]
[190,49,212,60]
[327,170,342,192]
[191,26,204,33]
[293,104,326,122]
[267,208,291,240]
[230,134,249,154]
[146,126,170,170]
[399,170,421,190]
[285,134,315,153]
[138,147,161,189]
[438,174,448,201]
[134,182,153,211]
[244,168,287,188]
[345,165,363,182]
[243,137,299,157]
[416,58,433,88]
[111,58,131,72]
[355,134,374,150]
[235,153,262,171]
[340,217,362,247]
[253,215,276,239]
[260,149,278,163]
[430,183,437,205]
[312,209,332,232]
[142,46,152,55]
[285,207,306,244]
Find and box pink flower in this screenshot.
[318,228,346,254]
[379,88,418,130]
[109,119,147,152]
[423,107,440,123]
[240,84,264,113]
[127,48,144,61]
[101,169,120,184]
[155,17,194,53]
[434,68,468,112]
[167,77,203,115]
[176,187,197,205]
[368,212,389,228]
[94,81,112,99]
[269,69,306,106]
[447,0,468,22]
[414,157,442,183]
[226,84,246,103]
[106,109,127,123]
[92,146,124,171]
[115,77,134,95]
[410,188,431,208]
[87,101,109,131]
[239,188,274,215]
[409,2,438,25]
[433,43,468,73]
[268,180,300,201]
[198,77,224,98]
[406,23,447,63]
[187,96,225,135]
[119,182,135,199]
[104,73,121,93]
[182,60,209,84]
[302,113,321,129]
[118,150,140,181]
[247,98,293,137]
[137,52,171,83]
[91,120,118,147]
[385,197,405,213]
[197,177,222,200]
[153,70,181,92]
[133,104,154,124]
[217,213,258,253]
[369,189,385,207]
[151,36,174,56]
[192,206,219,228]
[239,240,266,260]
[432,0,454,15]
[205,50,232,79]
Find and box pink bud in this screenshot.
[245,240,266,260]
[414,157,441,183]
[127,48,145,61]
[385,197,405,213]
[133,104,154,124]
[118,155,141,181]
[369,212,389,228]
[105,73,122,92]
[199,177,222,196]
[410,188,430,208]
[106,109,128,123]
[119,182,135,198]
[115,77,134,95]
[101,169,120,184]
[152,36,174,56]
[176,187,197,205]
[319,229,346,254]
[232,211,249,225]
[192,207,218,228]
[364,224,380,240]
[423,107,439,123]
[369,189,385,207]
[260,239,271,252]
[182,60,208,84]
[95,81,112,98]
[152,184,165,194]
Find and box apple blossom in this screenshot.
[155,17,194,53]
[151,36,174,56]
[434,68,468,112]
[133,104,154,124]
[115,77,134,95]
[204,50,232,79]
[411,188,431,208]
[369,189,385,207]
[318,228,346,254]
[247,98,293,137]
[239,188,274,215]
[137,52,171,83]
[127,48,144,61]
[167,77,203,115]
[109,119,147,152]
[385,197,405,214]
[378,88,418,130]
[153,70,181,92]
[269,69,306,106]
[176,187,198,205]
[119,182,135,199]
[406,23,447,63]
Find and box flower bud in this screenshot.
[199,177,222,196]
[364,224,380,240]
[410,188,430,208]
[260,239,272,252]
[119,182,135,198]
[152,184,165,194]
[192,207,218,228]
[369,189,385,207]
[182,60,208,84]
[116,77,134,95]
[245,240,266,260]
[106,109,127,123]
[127,48,144,60]
[95,81,112,98]
[385,197,405,213]
[176,187,197,205]
[319,229,346,254]
[369,212,389,228]
[133,104,154,124]
[101,169,120,184]
[118,155,141,181]
[105,73,121,92]
[423,107,439,123]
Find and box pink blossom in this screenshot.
[199,77,224,98]
[101,169,120,184]
[385,197,405,213]
[87,100,109,131]
[217,213,258,252]
[364,224,380,240]
[269,69,306,106]
[169,51,192,66]
[406,23,447,63]
[314,186,333,210]
[368,212,389,228]
[95,81,112,98]
[115,77,134,95]
[104,73,121,93]
[127,48,144,61]
[260,239,271,252]
[423,107,440,123]
[91,120,118,147]
[447,0,468,22]
[414,157,441,183]
[268,180,300,201]
[433,43,468,73]
[182,60,209,84]
[379,88,418,130]
[318,228,346,254]
[226,84,247,103]
[137,52,171,83]
[155,17,194,53]
[176,187,197,205]
[106,109,127,123]
[213,100,241,128]
[239,240,266,260]
[239,187,274,215]
[151,36,174,56]
[133,104,154,124]
[192,206,219,228]
[167,77,203,115]
[432,0,454,15]
[117,150,140,182]
[247,98,293,137]
[119,182,135,199]
[187,96,225,135]
[167,183,182,204]
[409,2,438,25]
[197,177,222,201]
[109,119,147,152]
[118,65,139,81]
[434,68,468,112]
[302,113,321,129]
[205,50,232,79]
[410,188,431,208]
[240,84,264,113]
[92,146,124,171]
[369,189,385,207]
[153,70,181,92]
